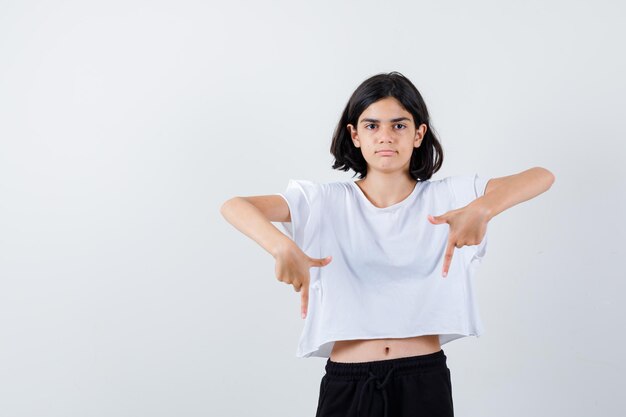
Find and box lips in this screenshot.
[376,149,396,153]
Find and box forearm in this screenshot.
[472,167,556,220]
[220,197,293,258]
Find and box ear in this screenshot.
[347,124,360,146]
[414,123,427,146]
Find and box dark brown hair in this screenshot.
[330,71,444,180]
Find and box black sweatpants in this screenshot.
[315,349,454,417]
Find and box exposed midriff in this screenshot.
[329,334,441,363]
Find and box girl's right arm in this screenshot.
[220,195,332,318]
[219,195,293,258]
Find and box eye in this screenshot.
[395,124,406,129]
[365,123,377,130]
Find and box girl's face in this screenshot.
[347,97,427,177]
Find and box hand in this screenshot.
[428,203,489,278]
[274,241,332,319]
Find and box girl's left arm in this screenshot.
[474,166,556,220]
[430,167,555,277]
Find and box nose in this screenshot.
[377,125,395,142]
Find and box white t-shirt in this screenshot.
[275,174,491,358]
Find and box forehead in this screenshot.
[359,97,412,121]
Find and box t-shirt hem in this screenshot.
[295,329,484,359]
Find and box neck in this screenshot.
[355,173,417,208]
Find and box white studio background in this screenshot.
[0,1,624,416]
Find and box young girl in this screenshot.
[220,71,555,417]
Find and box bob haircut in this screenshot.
[330,71,444,181]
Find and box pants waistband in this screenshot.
[324,349,447,379]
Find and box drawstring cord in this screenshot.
[356,364,397,417]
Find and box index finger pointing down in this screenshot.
[301,284,309,319]
[443,238,456,278]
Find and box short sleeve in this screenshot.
[447,173,490,208]
[447,173,491,262]
[274,179,321,248]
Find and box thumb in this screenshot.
[428,214,448,225]
[310,255,332,267]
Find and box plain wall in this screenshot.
[1,0,624,416]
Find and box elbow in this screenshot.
[220,196,248,217]
[220,197,238,216]
[219,200,229,217]
[544,168,556,186]
[534,167,556,188]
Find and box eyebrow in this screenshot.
[360,117,412,124]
